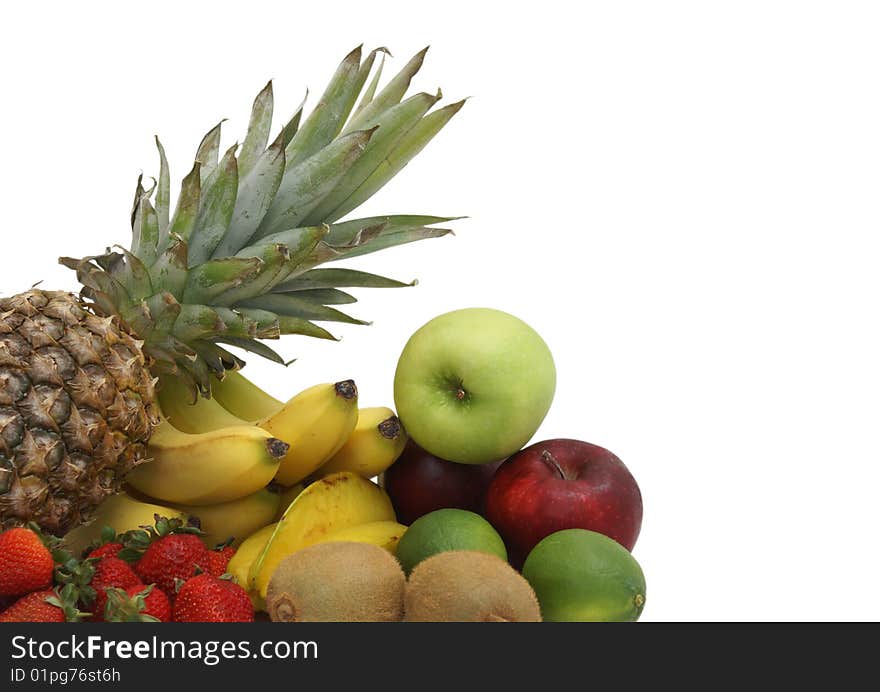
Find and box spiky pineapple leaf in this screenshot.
[216,307,276,339]
[212,139,285,258]
[255,128,377,237]
[131,196,160,267]
[130,174,148,228]
[235,294,368,325]
[190,340,245,376]
[326,100,465,222]
[213,243,290,306]
[213,337,288,365]
[172,304,226,342]
[112,248,153,302]
[324,214,462,246]
[239,81,274,178]
[218,226,326,303]
[278,93,307,150]
[275,315,338,340]
[273,267,415,291]
[155,137,171,236]
[345,46,429,134]
[285,46,366,168]
[326,227,453,261]
[182,257,262,304]
[188,145,239,266]
[352,48,389,118]
[167,162,201,246]
[304,90,442,225]
[149,235,189,298]
[195,122,223,184]
[287,288,357,305]
[143,292,181,335]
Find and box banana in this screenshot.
[258,380,359,486]
[274,483,305,521]
[321,520,408,553]
[157,375,247,433]
[62,492,187,556]
[125,417,288,506]
[168,488,281,548]
[313,407,408,480]
[227,522,277,611]
[212,370,283,422]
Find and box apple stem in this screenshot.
[455,386,466,401]
[541,450,568,480]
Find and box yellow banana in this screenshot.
[313,407,408,480]
[227,522,277,611]
[259,380,359,486]
[126,417,288,505]
[168,488,281,548]
[62,492,187,556]
[274,483,305,521]
[212,371,283,422]
[157,375,246,433]
[321,520,408,553]
[252,472,396,597]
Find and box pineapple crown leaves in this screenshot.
[103,585,161,623]
[116,513,202,563]
[59,45,465,399]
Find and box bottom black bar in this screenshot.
[1,623,873,686]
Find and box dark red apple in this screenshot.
[382,440,503,524]
[484,439,642,567]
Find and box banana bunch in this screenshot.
[156,370,409,487]
[67,370,413,607]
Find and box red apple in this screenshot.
[382,440,503,525]
[484,439,642,567]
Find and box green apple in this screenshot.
[393,307,556,464]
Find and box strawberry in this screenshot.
[87,542,123,560]
[0,527,54,597]
[89,557,143,622]
[172,574,254,622]
[104,584,172,622]
[0,587,85,622]
[204,546,236,576]
[135,534,209,595]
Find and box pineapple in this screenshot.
[0,46,463,535]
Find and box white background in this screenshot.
[1,1,878,621]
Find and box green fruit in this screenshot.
[522,529,646,622]
[393,308,556,464]
[395,508,507,574]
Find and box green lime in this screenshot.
[395,508,507,574]
[522,529,646,622]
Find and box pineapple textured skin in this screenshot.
[0,290,157,534]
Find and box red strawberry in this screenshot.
[0,527,54,597]
[104,584,172,622]
[0,588,85,622]
[135,534,209,595]
[172,574,254,622]
[90,557,143,622]
[204,546,236,576]
[87,542,123,560]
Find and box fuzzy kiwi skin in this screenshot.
[266,541,406,622]
[404,550,542,622]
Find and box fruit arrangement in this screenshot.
[0,47,646,623]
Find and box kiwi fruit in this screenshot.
[404,550,542,622]
[266,541,405,622]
